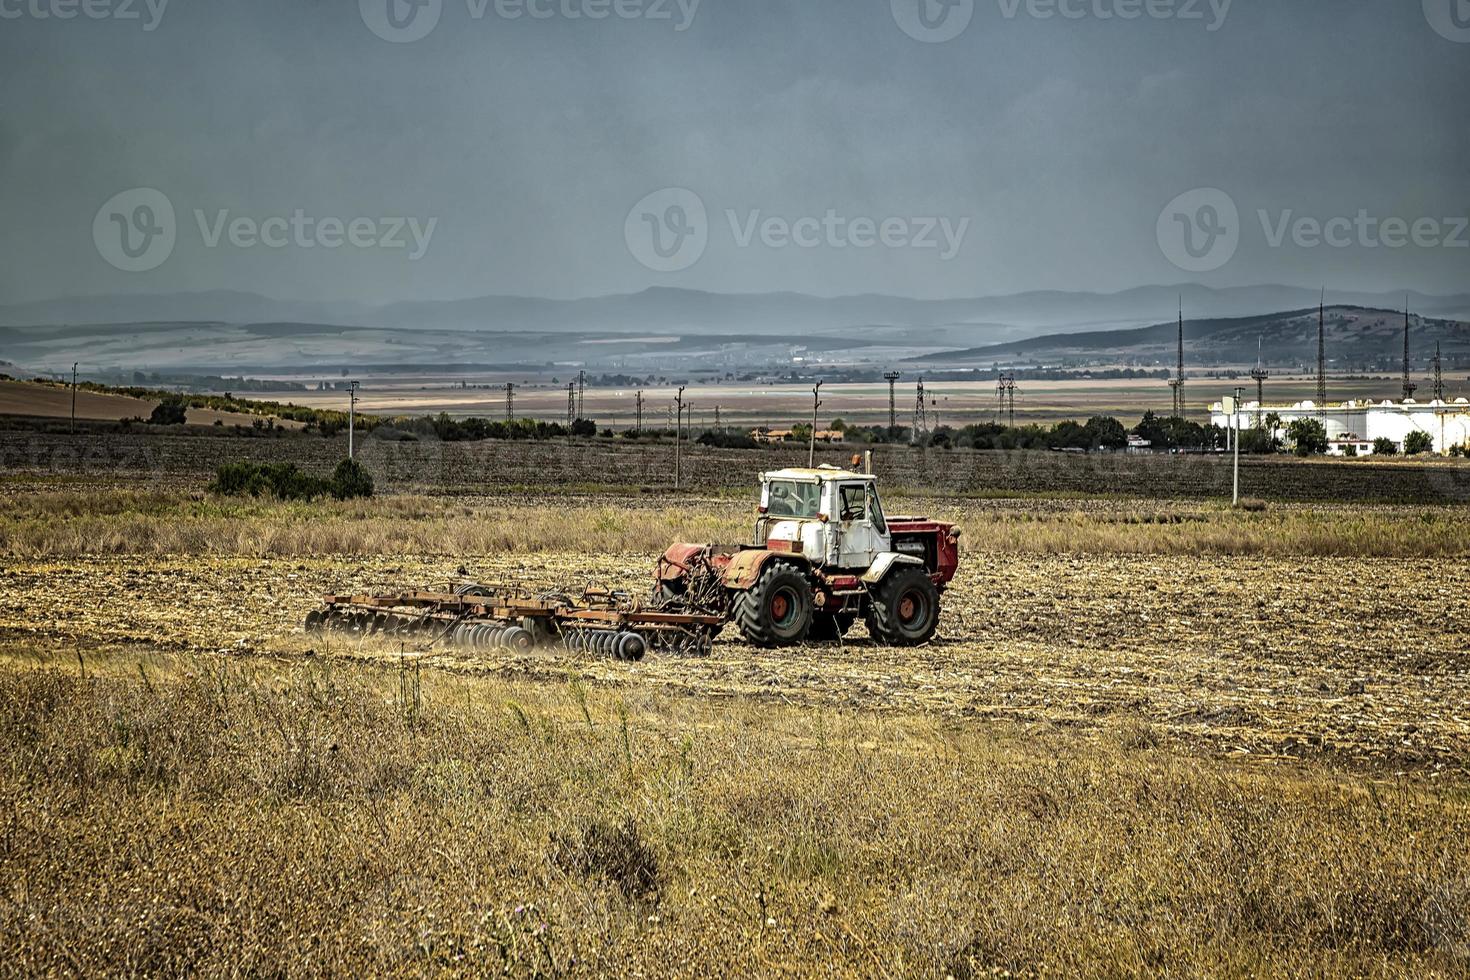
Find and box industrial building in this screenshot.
[1210,398,1470,455]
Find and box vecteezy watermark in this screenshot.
[891,0,974,43]
[0,0,169,30]
[1423,0,1470,43]
[1157,187,1468,273]
[94,188,439,272]
[624,187,971,273]
[1155,188,1239,273]
[360,0,700,43]
[892,0,1231,42]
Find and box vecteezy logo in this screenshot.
[1156,187,1239,273]
[624,188,708,273]
[93,188,176,273]
[360,0,442,43]
[1423,0,1470,42]
[891,0,974,42]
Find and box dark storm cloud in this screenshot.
[0,0,1465,305]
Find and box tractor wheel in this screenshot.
[809,611,856,642]
[732,563,813,648]
[865,567,940,647]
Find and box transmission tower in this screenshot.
[1402,302,1418,402]
[634,390,644,432]
[1316,288,1328,408]
[576,370,586,419]
[1249,336,1270,428]
[883,371,901,433]
[912,378,928,442]
[566,383,576,429]
[503,382,517,422]
[1169,297,1186,418]
[714,404,722,433]
[996,373,1017,428]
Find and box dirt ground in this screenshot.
[5,548,1465,774]
[0,380,299,428]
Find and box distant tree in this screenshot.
[1084,415,1128,451]
[1373,437,1399,456]
[1451,443,1466,458]
[147,398,188,425]
[570,418,597,438]
[1404,431,1434,456]
[1238,427,1281,454]
[829,418,848,432]
[330,458,374,500]
[1286,418,1328,457]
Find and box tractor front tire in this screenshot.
[732,563,813,648]
[865,567,941,647]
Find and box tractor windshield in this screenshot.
[765,480,821,519]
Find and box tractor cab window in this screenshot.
[866,483,888,535]
[765,480,820,518]
[839,484,867,522]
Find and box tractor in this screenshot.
[653,466,960,647]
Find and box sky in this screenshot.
[0,0,1466,306]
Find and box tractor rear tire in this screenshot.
[865,567,940,647]
[732,563,813,648]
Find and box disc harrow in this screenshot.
[307,580,722,660]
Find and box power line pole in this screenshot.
[1250,336,1269,428]
[347,380,360,459]
[577,370,586,420]
[1402,301,1418,402]
[808,380,823,468]
[883,371,901,434]
[1431,341,1445,402]
[674,385,685,490]
[567,383,576,430]
[634,390,644,433]
[1316,288,1328,409]
[504,382,517,422]
[996,373,1017,428]
[70,362,78,435]
[1169,296,1186,418]
[714,404,722,433]
[1232,386,1243,507]
[912,378,927,443]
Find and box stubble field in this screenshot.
[1,437,1468,976]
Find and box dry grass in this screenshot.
[1,489,1466,559]
[2,650,1467,977]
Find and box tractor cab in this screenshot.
[757,467,890,571]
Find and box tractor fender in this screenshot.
[721,549,810,591]
[860,552,925,585]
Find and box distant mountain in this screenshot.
[5,286,1469,341]
[914,306,1470,369]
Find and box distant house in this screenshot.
[1126,434,1154,454]
[1327,437,1375,457]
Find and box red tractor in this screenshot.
[654,466,960,647]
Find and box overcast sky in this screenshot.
[0,0,1465,305]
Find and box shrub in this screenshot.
[1287,418,1329,457]
[1373,437,1399,456]
[330,458,375,500]
[147,398,188,425]
[1404,431,1434,456]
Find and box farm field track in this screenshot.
[5,549,1466,772]
[2,427,1469,502]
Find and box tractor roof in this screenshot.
[762,466,875,483]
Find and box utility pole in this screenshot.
[504,382,517,422]
[347,380,360,459]
[1169,296,1185,418]
[1431,342,1445,402]
[1249,336,1269,428]
[1402,301,1418,402]
[714,404,722,433]
[883,371,901,434]
[635,390,644,433]
[1232,386,1243,507]
[674,385,686,490]
[577,370,586,420]
[567,383,576,431]
[70,362,78,435]
[808,381,823,468]
[1316,288,1328,409]
[913,378,927,443]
